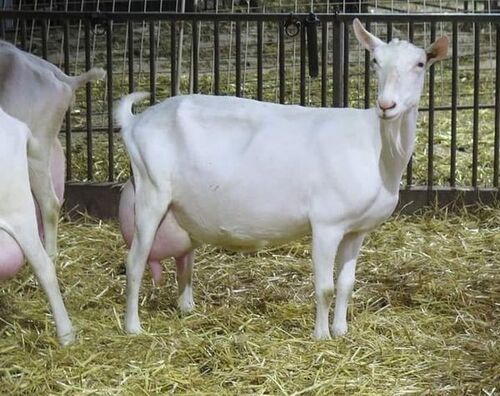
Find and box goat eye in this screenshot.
[372,58,378,66]
[417,62,425,68]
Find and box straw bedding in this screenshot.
[0,206,498,394]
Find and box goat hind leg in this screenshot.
[176,250,195,313]
[28,154,61,260]
[12,223,74,346]
[125,182,171,334]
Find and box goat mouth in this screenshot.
[379,112,400,121]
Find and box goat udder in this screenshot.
[0,231,24,281]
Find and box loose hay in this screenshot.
[0,207,499,394]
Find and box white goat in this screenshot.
[116,19,448,339]
[0,107,74,345]
[0,40,105,259]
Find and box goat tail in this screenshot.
[71,67,106,89]
[114,92,150,129]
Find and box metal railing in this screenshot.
[0,10,499,216]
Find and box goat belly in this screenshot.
[169,194,310,251]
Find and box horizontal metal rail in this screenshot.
[0,11,499,23]
[63,183,500,219]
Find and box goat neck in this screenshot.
[378,105,418,193]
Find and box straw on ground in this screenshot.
[0,206,498,394]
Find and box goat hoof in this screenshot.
[178,298,194,314]
[312,328,332,340]
[59,329,76,346]
[331,322,348,337]
[125,322,143,335]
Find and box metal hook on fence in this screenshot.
[90,13,107,36]
[284,13,301,38]
[284,12,319,78]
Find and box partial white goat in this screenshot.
[115,19,448,339]
[0,107,74,345]
[0,40,105,259]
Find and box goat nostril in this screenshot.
[378,101,397,111]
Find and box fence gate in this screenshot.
[0,10,499,217]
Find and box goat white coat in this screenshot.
[117,19,448,339]
[0,107,73,345]
[0,40,105,259]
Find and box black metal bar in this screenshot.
[106,20,114,182]
[332,20,343,107]
[279,21,285,104]
[364,21,370,109]
[5,11,500,23]
[305,13,319,78]
[63,183,500,221]
[192,19,199,94]
[420,104,495,112]
[386,21,392,42]
[149,20,156,104]
[300,22,306,106]
[495,24,500,188]
[20,18,26,50]
[321,21,327,107]
[450,21,458,187]
[472,21,480,188]
[235,20,241,97]
[406,21,415,187]
[128,20,135,93]
[170,21,176,96]
[2,11,500,24]
[41,19,48,59]
[0,17,4,40]
[257,20,263,101]
[64,20,72,181]
[427,22,436,198]
[214,20,220,95]
[85,19,93,181]
[343,22,349,107]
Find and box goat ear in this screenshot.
[353,18,384,52]
[426,36,449,66]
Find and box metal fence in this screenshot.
[0,10,499,217]
[4,1,500,14]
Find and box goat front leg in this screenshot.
[176,250,195,313]
[331,232,365,337]
[125,182,170,334]
[311,224,344,340]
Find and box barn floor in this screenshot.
[0,207,498,394]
